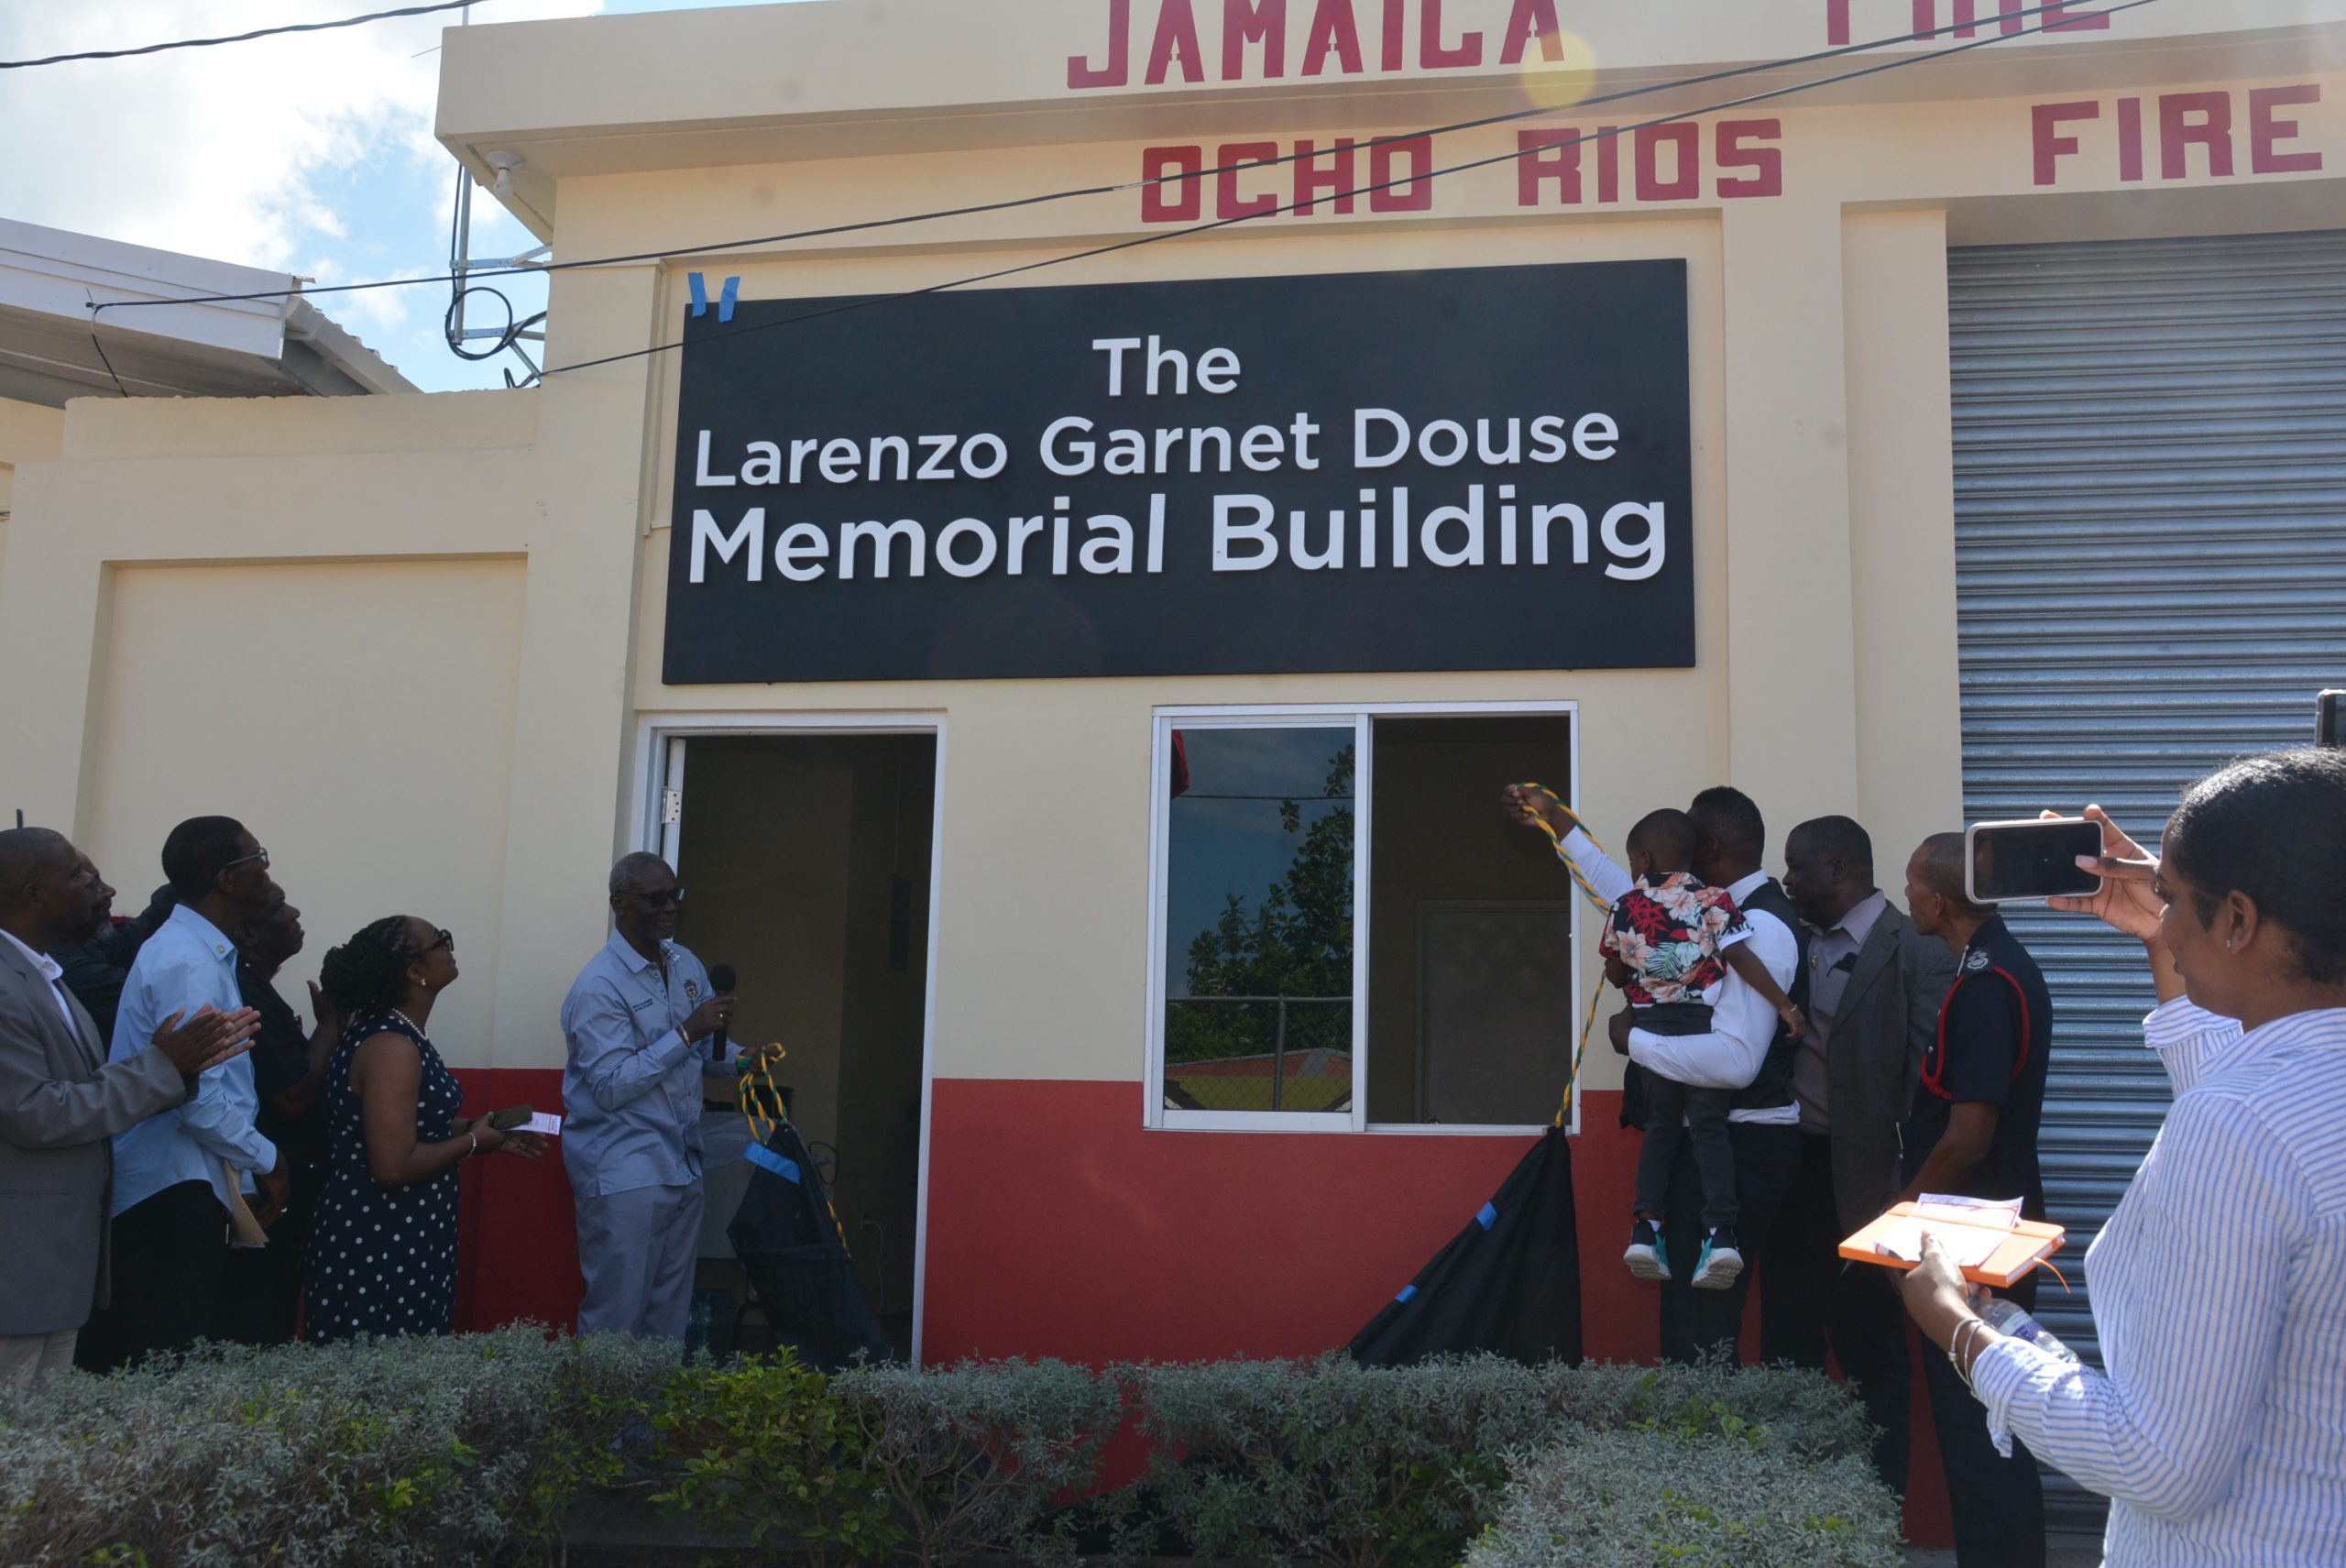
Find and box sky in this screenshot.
[0,0,795,391]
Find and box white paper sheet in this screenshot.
[522,1113,563,1136]
[1871,1218,2005,1268]
[1915,1192,2023,1230]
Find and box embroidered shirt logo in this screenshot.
[1965,948,1992,972]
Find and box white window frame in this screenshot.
[1145,700,1582,1135]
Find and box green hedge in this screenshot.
[0,1341,1899,1567]
[0,1327,676,1567]
[1464,1432,1902,1568]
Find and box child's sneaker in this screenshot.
[1624,1218,1671,1281]
[1691,1226,1743,1290]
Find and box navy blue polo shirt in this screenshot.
[1901,915,2053,1220]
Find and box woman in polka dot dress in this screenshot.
[306,916,542,1342]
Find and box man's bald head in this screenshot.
[1906,830,1993,939]
[0,827,97,948]
[1782,815,1879,928]
[0,828,74,907]
[1913,833,1980,906]
[1789,816,1872,870]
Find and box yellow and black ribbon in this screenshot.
[739,1052,851,1250]
[1513,783,1613,1129]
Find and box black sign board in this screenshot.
[664,260,1692,684]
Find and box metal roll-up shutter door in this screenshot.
[1951,228,2346,1528]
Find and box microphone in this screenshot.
[707,963,736,1059]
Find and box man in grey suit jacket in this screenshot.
[1764,815,1959,1497]
[0,828,256,1388]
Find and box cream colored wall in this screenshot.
[1844,209,1967,874]
[4,9,2339,1085]
[82,559,527,1051]
[0,396,67,609]
[0,384,655,1068]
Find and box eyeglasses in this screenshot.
[221,847,270,873]
[624,888,685,908]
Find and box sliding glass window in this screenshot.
[1148,706,1581,1134]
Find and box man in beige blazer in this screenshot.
[0,828,256,1387]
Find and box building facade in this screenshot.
[3,0,2342,1538]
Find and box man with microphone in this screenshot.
[562,852,736,1341]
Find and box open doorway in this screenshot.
[659,731,937,1359]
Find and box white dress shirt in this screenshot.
[1559,828,1802,1124]
[0,928,78,1032]
[1971,999,2346,1567]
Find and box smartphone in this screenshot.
[486,1103,534,1131]
[1965,818,2104,905]
[2319,690,2345,750]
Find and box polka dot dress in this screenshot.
[303,1013,463,1343]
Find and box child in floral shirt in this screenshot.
[1604,808,1805,1290]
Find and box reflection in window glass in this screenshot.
[1163,726,1354,1113]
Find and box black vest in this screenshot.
[1727,877,1811,1113]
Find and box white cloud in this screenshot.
[0,0,603,271]
[0,0,801,390]
[325,267,429,338]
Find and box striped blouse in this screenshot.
[1971,1000,2346,1567]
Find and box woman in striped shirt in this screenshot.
[1900,749,2346,1568]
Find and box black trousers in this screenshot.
[1760,1133,1912,1496]
[75,1179,226,1373]
[1658,1119,1800,1365]
[1922,1274,2046,1568]
[214,1227,305,1346]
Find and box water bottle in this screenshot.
[1979,1297,2080,1365]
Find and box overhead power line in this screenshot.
[84,0,2132,325]
[86,0,2148,379]
[0,0,489,71]
[546,0,2165,377]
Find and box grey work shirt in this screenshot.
[560,931,713,1199]
[1793,888,1888,1135]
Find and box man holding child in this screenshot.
[1505,784,1810,1365]
[1507,788,1953,1501]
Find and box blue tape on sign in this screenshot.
[1395,1284,1418,1303]
[718,275,740,322]
[744,1142,801,1183]
[686,271,708,317]
[1476,1202,1498,1231]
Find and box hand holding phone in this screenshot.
[487,1103,534,1131]
[1966,818,2105,905]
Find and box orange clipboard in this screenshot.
[1839,1202,2065,1289]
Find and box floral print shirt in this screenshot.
[1601,872,1749,1008]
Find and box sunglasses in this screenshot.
[624,887,685,908]
[420,927,455,955]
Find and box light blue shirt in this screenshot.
[108,905,276,1215]
[1973,999,2346,1567]
[560,930,712,1198]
